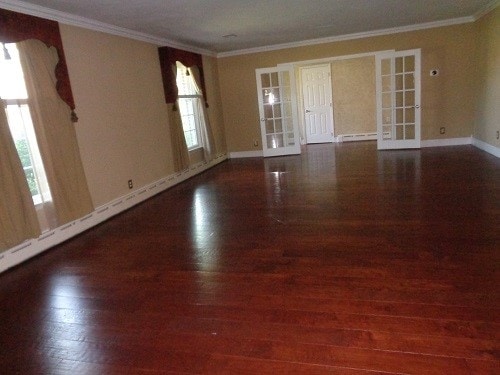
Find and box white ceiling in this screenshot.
[1,0,496,54]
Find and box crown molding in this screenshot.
[0,0,216,56]
[474,0,500,20]
[217,16,474,58]
[1,0,494,60]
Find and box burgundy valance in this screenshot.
[158,46,208,106]
[0,8,75,110]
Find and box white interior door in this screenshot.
[301,65,334,144]
[256,66,301,157]
[376,49,421,150]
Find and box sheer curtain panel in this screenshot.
[17,39,94,226]
[189,65,216,161]
[169,62,190,171]
[0,101,41,252]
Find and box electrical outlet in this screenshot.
[128,179,133,189]
[496,130,499,140]
[253,139,259,147]
[440,127,446,135]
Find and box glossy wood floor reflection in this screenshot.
[1,142,499,374]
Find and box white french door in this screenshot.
[256,66,301,157]
[376,49,421,150]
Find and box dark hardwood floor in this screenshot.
[0,142,499,374]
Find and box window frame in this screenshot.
[176,63,203,151]
[1,42,52,206]
[3,99,39,201]
[177,96,203,150]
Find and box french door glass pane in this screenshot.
[270,72,278,87]
[405,73,415,89]
[261,74,271,88]
[404,56,415,72]
[406,125,415,139]
[406,91,415,106]
[265,120,274,134]
[395,57,404,73]
[267,134,284,148]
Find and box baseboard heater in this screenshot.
[0,153,228,274]
[338,132,377,142]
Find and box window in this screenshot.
[1,43,52,205]
[176,61,202,150]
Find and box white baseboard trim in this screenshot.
[421,137,472,148]
[0,153,228,274]
[472,137,500,158]
[229,150,263,158]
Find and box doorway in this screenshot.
[276,49,421,151]
[376,49,421,150]
[295,55,378,144]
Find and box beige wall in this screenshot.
[218,23,478,152]
[331,57,376,136]
[61,25,172,206]
[60,25,226,207]
[474,7,500,148]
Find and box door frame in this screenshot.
[279,50,395,144]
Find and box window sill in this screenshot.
[188,146,204,153]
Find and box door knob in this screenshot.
[305,110,311,113]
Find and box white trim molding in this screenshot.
[278,51,393,69]
[472,138,500,158]
[2,0,497,59]
[220,0,498,58]
[217,17,474,58]
[421,137,472,148]
[229,150,263,159]
[474,0,500,20]
[0,0,215,56]
[229,137,495,157]
[0,153,228,274]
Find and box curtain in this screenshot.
[0,8,76,111]
[169,63,190,171]
[189,65,216,162]
[0,100,41,252]
[17,39,94,226]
